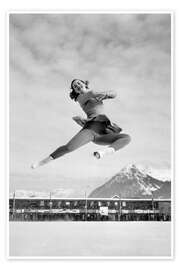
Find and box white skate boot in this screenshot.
[93,147,115,159]
[31,156,53,169]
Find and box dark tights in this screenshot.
[50,128,131,159]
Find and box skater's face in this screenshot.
[72,80,87,94]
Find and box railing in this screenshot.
[9,208,171,222]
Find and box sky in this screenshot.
[9,13,171,196]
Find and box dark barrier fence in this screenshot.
[9,197,171,222]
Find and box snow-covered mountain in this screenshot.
[9,188,75,199]
[89,164,171,199]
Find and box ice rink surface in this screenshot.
[9,222,171,258]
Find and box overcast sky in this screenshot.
[9,14,171,196]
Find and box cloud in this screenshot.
[10,14,170,80]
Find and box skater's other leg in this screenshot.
[31,129,94,169]
[93,133,131,159]
[109,133,131,151]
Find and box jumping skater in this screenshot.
[31,79,131,169]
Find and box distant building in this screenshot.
[9,196,171,221]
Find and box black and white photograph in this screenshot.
[9,12,172,258]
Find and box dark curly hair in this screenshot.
[69,79,89,102]
[69,89,80,101]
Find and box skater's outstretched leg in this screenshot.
[93,133,131,159]
[31,129,94,169]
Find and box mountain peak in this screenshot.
[121,163,137,172]
[117,163,147,181]
[119,163,170,181]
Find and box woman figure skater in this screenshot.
[31,79,131,169]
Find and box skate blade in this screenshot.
[93,152,101,159]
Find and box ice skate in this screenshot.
[93,147,115,159]
[31,156,53,169]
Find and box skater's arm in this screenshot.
[72,116,86,127]
[91,90,117,101]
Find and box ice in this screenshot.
[9,221,171,257]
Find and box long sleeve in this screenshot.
[91,90,117,101]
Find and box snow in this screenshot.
[9,222,171,257]
[135,164,171,181]
[122,163,171,182]
[9,188,74,199]
[138,180,153,195]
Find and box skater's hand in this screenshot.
[72,116,86,127]
[106,91,117,99]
